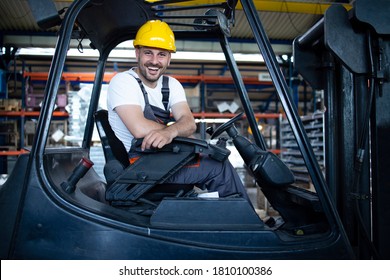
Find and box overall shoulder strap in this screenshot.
[135,77,151,105]
[129,72,171,124]
[161,75,169,111]
[129,72,169,109]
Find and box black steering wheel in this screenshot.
[211,112,245,139]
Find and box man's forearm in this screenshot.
[140,115,196,150]
[164,115,196,138]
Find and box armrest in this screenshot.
[130,137,208,152]
[173,137,209,148]
[130,137,230,162]
[107,137,231,204]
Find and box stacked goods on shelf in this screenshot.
[280,113,324,190]
[0,99,21,111]
[0,120,19,150]
[0,99,21,153]
[23,119,68,148]
[66,88,89,146]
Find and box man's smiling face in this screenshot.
[135,46,171,88]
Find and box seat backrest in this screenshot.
[94,109,129,168]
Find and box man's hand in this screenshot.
[141,128,175,150]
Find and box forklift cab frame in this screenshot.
[0,0,356,259]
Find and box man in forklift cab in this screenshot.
[107,20,251,203]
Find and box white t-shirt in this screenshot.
[107,68,187,151]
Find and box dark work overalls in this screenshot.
[129,74,251,202]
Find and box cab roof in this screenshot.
[74,0,236,53]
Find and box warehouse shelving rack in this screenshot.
[0,70,282,175]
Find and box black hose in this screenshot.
[351,30,381,259]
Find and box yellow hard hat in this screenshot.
[133,20,176,52]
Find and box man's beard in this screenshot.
[138,61,165,84]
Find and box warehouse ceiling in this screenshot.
[0,0,353,56]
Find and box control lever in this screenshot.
[61,157,94,194]
[206,126,214,136]
[207,126,228,148]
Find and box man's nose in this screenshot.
[150,54,159,65]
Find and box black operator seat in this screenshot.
[93,109,231,206]
[94,110,130,171]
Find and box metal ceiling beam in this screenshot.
[149,0,353,15]
[55,0,353,15]
[248,0,353,14]
[3,34,292,56]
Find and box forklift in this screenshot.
[0,0,388,259]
